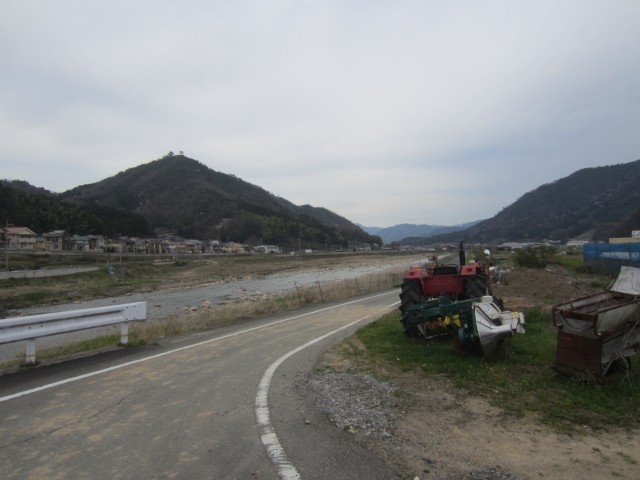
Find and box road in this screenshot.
[0,291,401,479]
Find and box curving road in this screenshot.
[0,291,401,479]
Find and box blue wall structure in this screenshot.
[584,243,640,272]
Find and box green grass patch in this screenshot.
[36,334,132,360]
[0,331,149,373]
[557,254,584,272]
[15,334,135,365]
[354,309,640,432]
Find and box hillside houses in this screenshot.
[0,226,271,255]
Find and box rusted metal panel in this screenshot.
[555,331,602,374]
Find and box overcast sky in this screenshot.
[1,1,639,228]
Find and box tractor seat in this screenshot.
[432,266,459,276]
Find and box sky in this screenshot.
[1,1,639,228]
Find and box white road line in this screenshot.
[0,291,398,404]
[255,301,400,480]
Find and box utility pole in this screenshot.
[5,220,9,271]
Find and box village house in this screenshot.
[205,240,223,253]
[104,238,124,253]
[134,238,169,254]
[70,235,106,252]
[221,242,246,254]
[34,235,46,251]
[184,239,203,253]
[5,226,38,250]
[4,224,251,256]
[44,230,69,251]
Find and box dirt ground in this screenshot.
[315,266,640,480]
[491,264,608,312]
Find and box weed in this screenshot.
[353,310,640,432]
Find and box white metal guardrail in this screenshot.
[0,302,146,365]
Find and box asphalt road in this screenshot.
[0,291,401,480]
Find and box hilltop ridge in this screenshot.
[57,154,377,248]
[3,155,639,246]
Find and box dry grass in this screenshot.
[0,264,407,372]
[132,267,404,344]
[0,252,413,313]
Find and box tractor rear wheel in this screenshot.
[399,279,422,336]
[463,273,488,299]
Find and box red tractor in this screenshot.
[399,242,495,336]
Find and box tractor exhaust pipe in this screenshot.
[459,240,466,266]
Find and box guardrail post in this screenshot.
[26,340,36,366]
[120,323,129,345]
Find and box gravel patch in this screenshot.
[304,372,400,438]
[304,370,522,480]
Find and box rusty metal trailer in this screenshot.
[552,267,640,380]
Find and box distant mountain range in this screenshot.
[359,222,481,244]
[362,159,640,245]
[2,155,639,246]
[408,159,640,245]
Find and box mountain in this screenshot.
[0,182,151,237]
[360,222,482,244]
[58,154,379,248]
[6,155,639,247]
[360,225,383,235]
[0,179,56,197]
[415,159,640,245]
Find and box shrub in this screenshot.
[514,246,558,269]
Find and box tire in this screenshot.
[399,279,421,314]
[399,279,422,336]
[464,273,488,299]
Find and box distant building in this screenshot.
[566,239,589,248]
[255,245,281,254]
[44,230,70,251]
[224,242,245,254]
[104,238,124,253]
[70,235,106,251]
[497,242,539,250]
[6,226,38,250]
[610,237,640,244]
[609,229,640,244]
[184,239,203,253]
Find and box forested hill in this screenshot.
[0,182,152,237]
[414,159,640,244]
[6,155,639,246]
[58,154,377,248]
